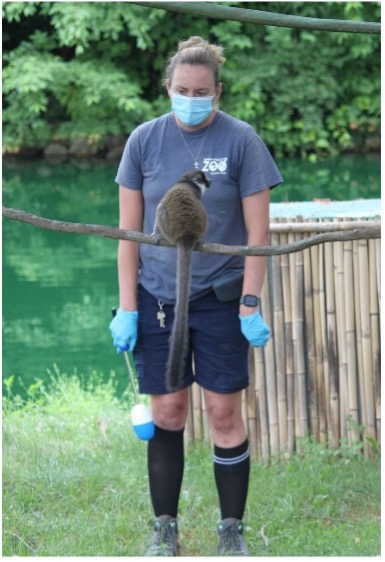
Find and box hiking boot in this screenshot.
[217,518,249,556]
[145,515,180,556]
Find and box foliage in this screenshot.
[219,2,380,158]
[2,1,381,158]
[2,370,381,556]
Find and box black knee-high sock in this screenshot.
[147,425,185,518]
[214,439,250,520]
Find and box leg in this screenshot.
[145,390,189,556]
[151,204,165,242]
[134,283,191,517]
[190,291,250,521]
[204,389,250,556]
[204,389,250,519]
[189,291,252,554]
[147,389,189,518]
[134,285,192,555]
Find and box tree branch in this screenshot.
[3,206,380,257]
[132,2,380,34]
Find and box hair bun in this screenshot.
[178,36,207,51]
[178,36,226,65]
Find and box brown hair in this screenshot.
[163,36,226,88]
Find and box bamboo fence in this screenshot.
[2,204,380,460]
[185,215,381,461]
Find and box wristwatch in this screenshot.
[239,294,260,307]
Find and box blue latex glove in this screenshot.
[109,308,138,353]
[239,311,270,347]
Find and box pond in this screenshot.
[2,154,380,397]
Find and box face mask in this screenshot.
[171,93,214,127]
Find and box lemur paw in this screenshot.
[151,231,162,245]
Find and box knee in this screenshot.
[152,393,188,431]
[204,391,246,447]
[156,405,186,430]
[206,403,237,434]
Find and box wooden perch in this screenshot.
[132,2,380,34]
[2,206,380,257]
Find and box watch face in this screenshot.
[242,295,259,306]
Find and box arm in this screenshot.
[117,186,144,312]
[240,188,270,317]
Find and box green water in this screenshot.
[2,154,380,396]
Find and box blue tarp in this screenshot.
[270,198,381,220]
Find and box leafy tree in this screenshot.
[2,1,380,158]
[217,2,380,157]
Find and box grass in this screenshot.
[2,369,381,557]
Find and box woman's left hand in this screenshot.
[239,311,270,347]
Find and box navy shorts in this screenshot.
[134,284,250,395]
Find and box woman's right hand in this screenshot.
[109,308,139,353]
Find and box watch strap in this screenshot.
[240,294,260,307]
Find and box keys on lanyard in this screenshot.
[157,300,166,328]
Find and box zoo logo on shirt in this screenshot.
[202,158,228,175]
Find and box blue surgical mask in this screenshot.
[171,93,214,127]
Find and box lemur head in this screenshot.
[181,170,211,195]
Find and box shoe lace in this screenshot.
[151,519,177,551]
[220,522,245,554]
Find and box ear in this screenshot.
[213,83,222,107]
[166,80,172,99]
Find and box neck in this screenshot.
[174,110,217,132]
[187,179,205,197]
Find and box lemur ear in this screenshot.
[199,171,211,187]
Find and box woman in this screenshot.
[110,36,283,556]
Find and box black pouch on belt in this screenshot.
[212,270,244,302]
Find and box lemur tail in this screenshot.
[165,244,193,393]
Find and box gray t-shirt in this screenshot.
[115,110,283,303]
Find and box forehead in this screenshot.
[170,64,215,89]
